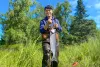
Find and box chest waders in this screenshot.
[42,29,58,67]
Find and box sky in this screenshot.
[0,0,100,39]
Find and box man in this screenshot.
[40,5,62,67]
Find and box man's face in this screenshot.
[45,9,53,17]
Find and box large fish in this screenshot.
[50,29,58,67]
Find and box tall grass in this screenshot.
[0,32,100,67]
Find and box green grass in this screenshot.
[0,33,100,67]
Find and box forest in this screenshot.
[0,0,100,67]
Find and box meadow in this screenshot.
[0,32,100,67]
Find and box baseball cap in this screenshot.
[44,5,53,10]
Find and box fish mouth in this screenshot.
[51,61,58,67]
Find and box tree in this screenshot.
[54,0,71,44]
[0,0,41,45]
[70,0,96,43]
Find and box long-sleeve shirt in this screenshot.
[40,16,62,34]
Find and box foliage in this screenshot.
[54,0,71,44]
[0,31,100,67]
[0,0,43,45]
[69,0,96,43]
[0,0,97,45]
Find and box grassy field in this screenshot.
[0,33,100,67]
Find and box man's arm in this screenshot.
[40,20,49,33]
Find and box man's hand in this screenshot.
[44,18,52,30]
[44,22,49,30]
[48,18,52,24]
[54,23,58,28]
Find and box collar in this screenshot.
[44,16,55,20]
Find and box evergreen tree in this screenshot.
[70,0,96,43]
